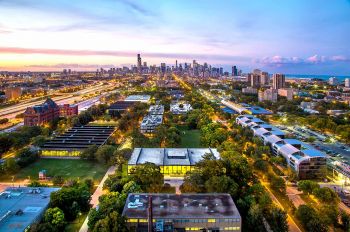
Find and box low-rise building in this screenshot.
[258,88,278,102]
[59,104,78,117]
[24,98,60,126]
[278,88,294,100]
[107,101,138,116]
[41,125,115,157]
[149,105,165,115]
[170,102,192,114]
[242,87,258,95]
[123,193,241,232]
[0,187,60,232]
[125,95,151,103]
[4,86,22,100]
[128,148,220,176]
[140,115,163,133]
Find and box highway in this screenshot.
[0,83,112,120]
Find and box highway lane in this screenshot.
[0,83,112,119]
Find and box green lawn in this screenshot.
[2,159,108,183]
[179,128,201,148]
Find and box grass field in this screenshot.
[1,159,108,183]
[179,127,201,148]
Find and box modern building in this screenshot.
[242,87,258,95]
[272,73,285,89]
[261,72,269,86]
[149,105,165,115]
[108,101,138,116]
[41,125,115,157]
[345,78,350,88]
[137,54,142,72]
[249,74,261,88]
[328,77,338,86]
[140,115,163,133]
[125,95,151,103]
[128,148,220,176]
[24,98,77,126]
[272,139,327,179]
[170,102,192,114]
[236,115,326,179]
[123,193,241,232]
[232,66,238,76]
[0,187,60,232]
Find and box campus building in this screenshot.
[170,102,192,114]
[0,187,60,232]
[41,125,115,157]
[24,98,78,126]
[123,193,241,232]
[128,148,220,176]
[236,115,326,179]
[107,101,138,116]
[125,95,151,103]
[140,115,163,133]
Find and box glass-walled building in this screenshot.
[123,193,241,232]
[128,148,220,177]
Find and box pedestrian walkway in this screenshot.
[79,165,116,232]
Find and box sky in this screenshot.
[0,0,349,75]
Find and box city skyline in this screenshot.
[0,0,350,74]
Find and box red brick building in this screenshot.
[24,98,78,126]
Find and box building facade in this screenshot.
[123,193,241,232]
[272,73,285,89]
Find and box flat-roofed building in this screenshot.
[41,125,115,157]
[149,105,165,115]
[0,187,60,232]
[140,115,163,133]
[108,101,138,116]
[123,193,241,232]
[125,95,151,103]
[128,148,220,176]
[170,102,192,114]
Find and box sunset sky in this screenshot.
[0,0,349,74]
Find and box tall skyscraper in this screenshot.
[272,73,285,89]
[261,72,269,85]
[175,60,178,69]
[345,78,350,88]
[137,54,142,72]
[232,66,238,76]
[250,74,261,87]
[161,63,166,74]
[328,77,338,85]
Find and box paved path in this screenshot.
[79,165,116,232]
[262,182,302,232]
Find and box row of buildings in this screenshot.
[236,115,327,179]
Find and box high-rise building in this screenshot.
[250,73,261,87]
[258,89,278,102]
[253,69,261,75]
[345,78,350,88]
[232,66,238,76]
[261,72,269,85]
[137,54,142,72]
[328,77,338,85]
[272,73,285,89]
[160,63,166,74]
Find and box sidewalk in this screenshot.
[79,165,116,232]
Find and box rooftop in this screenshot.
[122,193,241,219]
[128,148,220,166]
[0,187,60,232]
[125,95,151,102]
[41,125,115,151]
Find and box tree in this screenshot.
[129,162,164,192]
[92,211,128,232]
[31,135,48,147]
[80,145,98,160]
[297,180,319,195]
[313,187,339,204]
[96,145,115,164]
[268,207,288,232]
[3,158,19,174]
[29,222,57,232]
[44,207,66,229]
[16,148,39,168]
[341,210,350,231]
[205,175,238,196]
[122,181,142,195]
[52,176,64,186]
[270,175,286,194]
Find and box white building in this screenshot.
[170,102,192,114]
[258,89,278,102]
[149,104,164,115]
[125,95,151,103]
[140,115,163,133]
[329,77,338,86]
[345,78,350,88]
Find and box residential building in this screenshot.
[242,87,258,95]
[278,88,294,100]
[123,193,241,232]
[329,77,338,85]
[128,148,220,176]
[345,78,350,88]
[272,73,285,89]
[261,72,269,86]
[249,74,261,88]
[258,89,278,102]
